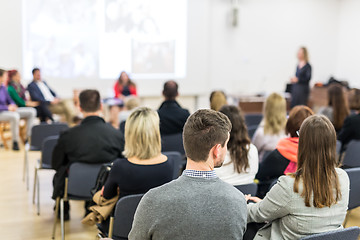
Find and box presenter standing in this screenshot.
[290,47,312,108]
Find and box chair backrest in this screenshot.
[112,194,144,239]
[163,151,184,179]
[161,133,185,155]
[234,182,258,196]
[342,140,360,168]
[245,113,263,127]
[30,123,68,150]
[300,226,360,240]
[344,167,360,210]
[67,162,104,199]
[247,125,258,139]
[336,140,341,155]
[41,135,59,168]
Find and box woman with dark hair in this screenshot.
[247,115,349,239]
[255,105,313,197]
[113,71,137,99]
[319,83,350,132]
[7,69,53,122]
[290,47,312,108]
[215,105,259,185]
[338,88,360,150]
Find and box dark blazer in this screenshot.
[52,116,125,198]
[291,63,312,108]
[158,100,190,135]
[27,80,57,103]
[338,113,360,149]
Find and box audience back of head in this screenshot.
[294,115,340,208]
[348,88,360,111]
[286,105,314,137]
[162,80,178,101]
[123,107,161,160]
[328,83,350,130]
[264,93,287,135]
[79,89,101,113]
[183,109,231,162]
[219,105,251,173]
[210,91,227,111]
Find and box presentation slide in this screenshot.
[22,0,187,80]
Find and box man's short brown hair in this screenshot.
[79,89,101,112]
[183,109,231,162]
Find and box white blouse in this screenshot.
[252,123,287,161]
[215,143,259,185]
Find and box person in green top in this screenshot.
[7,70,38,108]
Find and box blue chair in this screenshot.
[32,135,59,215]
[24,123,68,190]
[163,151,184,179]
[234,182,258,196]
[247,125,258,139]
[101,194,144,240]
[52,162,103,240]
[300,226,360,240]
[161,133,185,156]
[343,167,360,227]
[245,113,263,127]
[342,140,360,168]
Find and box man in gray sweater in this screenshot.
[129,109,247,240]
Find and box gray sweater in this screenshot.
[129,175,247,240]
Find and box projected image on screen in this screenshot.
[23,0,187,80]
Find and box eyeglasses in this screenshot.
[296,130,300,137]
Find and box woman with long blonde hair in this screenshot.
[102,107,174,199]
[252,93,287,161]
[247,115,349,239]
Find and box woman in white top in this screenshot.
[252,93,287,161]
[215,105,259,185]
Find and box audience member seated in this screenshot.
[215,105,259,185]
[256,105,313,197]
[27,68,76,123]
[209,90,227,111]
[129,109,247,240]
[103,107,174,200]
[118,96,140,124]
[246,115,349,239]
[318,83,349,132]
[113,71,137,99]
[338,88,360,151]
[0,69,36,150]
[252,93,287,161]
[157,80,190,135]
[51,90,125,220]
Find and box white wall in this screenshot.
[0,0,358,104]
[335,0,360,88]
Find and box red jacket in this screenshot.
[114,83,137,98]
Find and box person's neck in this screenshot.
[164,98,176,102]
[82,112,102,118]
[186,158,214,171]
[34,79,41,82]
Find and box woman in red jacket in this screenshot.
[114,71,137,99]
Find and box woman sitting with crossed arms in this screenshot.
[246,115,349,240]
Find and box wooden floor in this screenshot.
[1,146,359,240]
[0,147,97,240]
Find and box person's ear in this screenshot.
[213,144,221,159]
[100,103,104,111]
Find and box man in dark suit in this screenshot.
[158,81,190,135]
[27,68,75,123]
[52,89,125,219]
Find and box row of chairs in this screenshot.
[52,152,183,240]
